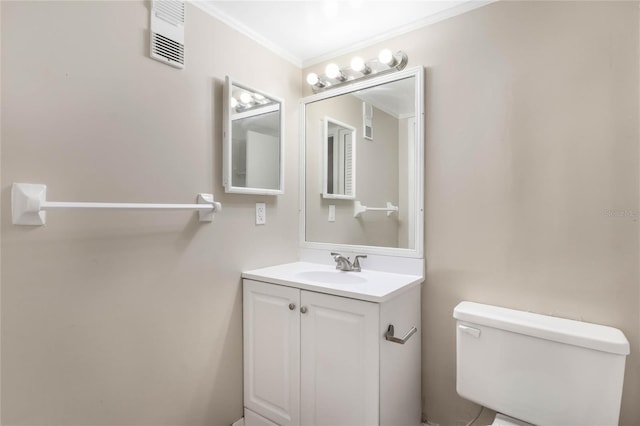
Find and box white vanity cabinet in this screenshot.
[242,271,421,426]
[243,280,301,425]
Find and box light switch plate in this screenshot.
[328,205,335,222]
[256,203,266,225]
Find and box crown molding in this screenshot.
[301,0,497,68]
[190,0,303,68]
[190,0,496,70]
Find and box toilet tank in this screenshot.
[454,302,629,426]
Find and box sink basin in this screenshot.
[295,270,367,284]
[243,262,424,302]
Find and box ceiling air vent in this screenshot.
[150,0,185,69]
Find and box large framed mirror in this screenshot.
[301,66,424,258]
[223,77,284,195]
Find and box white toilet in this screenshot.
[454,301,630,426]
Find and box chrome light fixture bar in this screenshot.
[230,89,275,113]
[306,49,408,93]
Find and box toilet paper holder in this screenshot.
[385,324,417,344]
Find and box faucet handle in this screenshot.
[331,252,350,260]
[353,254,367,271]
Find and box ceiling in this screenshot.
[196,1,493,68]
[352,77,416,118]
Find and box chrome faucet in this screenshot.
[331,252,367,272]
[331,252,352,271]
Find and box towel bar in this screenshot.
[12,183,222,225]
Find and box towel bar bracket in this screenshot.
[353,200,399,218]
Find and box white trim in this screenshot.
[190,1,302,68]
[301,0,497,68]
[190,0,495,70]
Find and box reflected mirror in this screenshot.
[223,77,284,195]
[302,67,424,257]
[323,117,356,199]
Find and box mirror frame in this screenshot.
[323,116,356,200]
[300,66,424,258]
[223,76,285,195]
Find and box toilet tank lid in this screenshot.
[453,302,630,355]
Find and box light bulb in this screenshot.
[306,72,319,85]
[378,48,395,66]
[325,63,341,79]
[230,97,238,108]
[350,56,365,72]
[253,93,265,101]
[239,92,252,104]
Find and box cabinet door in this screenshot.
[300,291,380,426]
[243,280,300,425]
[244,407,280,426]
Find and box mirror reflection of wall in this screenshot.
[231,112,280,189]
[223,77,284,194]
[305,76,417,249]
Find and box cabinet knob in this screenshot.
[300,306,308,314]
[289,303,296,310]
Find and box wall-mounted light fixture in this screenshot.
[306,49,408,93]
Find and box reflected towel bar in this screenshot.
[353,200,398,218]
[11,183,222,226]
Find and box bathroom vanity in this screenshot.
[241,262,422,426]
[239,65,426,426]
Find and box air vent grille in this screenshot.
[363,102,373,140]
[154,0,184,26]
[151,0,185,69]
[152,33,184,65]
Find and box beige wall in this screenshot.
[306,1,640,425]
[3,1,639,426]
[1,1,299,425]
[358,106,399,246]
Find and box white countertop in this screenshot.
[242,261,423,303]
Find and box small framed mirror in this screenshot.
[323,117,356,199]
[223,77,284,195]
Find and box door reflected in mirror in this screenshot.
[324,117,356,199]
[223,77,284,195]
